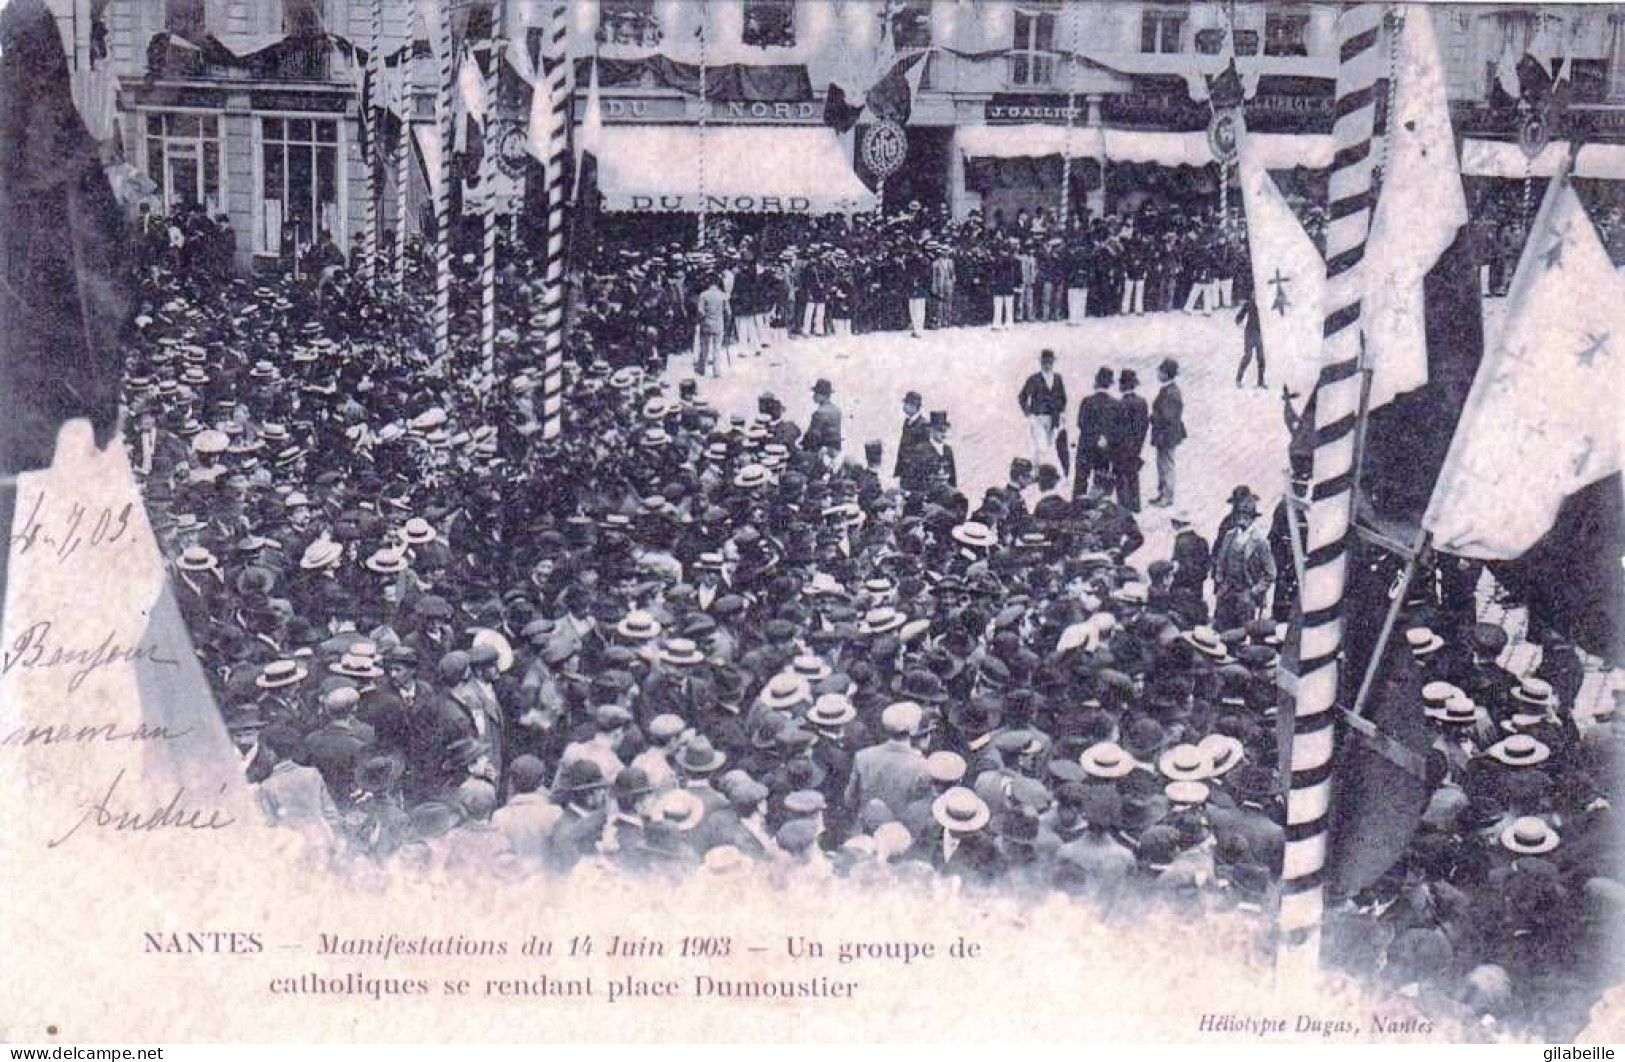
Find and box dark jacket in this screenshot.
[1018,371,1068,418]
[1076,391,1118,453]
[1110,392,1150,466]
[1151,382,1186,450]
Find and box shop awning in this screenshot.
[1460,137,1625,180]
[956,124,1332,170]
[594,125,877,214]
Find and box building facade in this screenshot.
[95,1,1382,271]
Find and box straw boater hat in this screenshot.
[858,606,907,635]
[1511,676,1558,709]
[256,659,308,689]
[176,545,219,572]
[733,463,771,489]
[615,610,662,642]
[330,652,384,681]
[653,789,706,832]
[1079,741,1137,780]
[1165,780,1211,807]
[299,538,344,571]
[400,517,437,545]
[807,693,857,728]
[365,547,409,574]
[759,672,812,711]
[950,521,997,550]
[1405,626,1445,656]
[1427,694,1479,726]
[657,637,706,668]
[932,786,991,834]
[1486,734,1551,767]
[1180,626,1230,661]
[1199,733,1245,777]
[1158,743,1214,782]
[790,654,832,683]
[1499,815,1560,855]
[1421,681,1463,713]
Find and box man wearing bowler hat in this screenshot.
[1073,367,1118,499]
[895,390,932,495]
[804,379,843,456]
[1109,368,1150,513]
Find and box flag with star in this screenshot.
[1424,169,1625,660]
[1361,5,1467,411]
[1236,140,1326,401]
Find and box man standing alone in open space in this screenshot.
[1018,348,1067,471]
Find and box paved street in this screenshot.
[678,302,1620,724]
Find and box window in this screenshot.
[1195,28,1259,56]
[1609,15,1625,101]
[145,112,223,214]
[282,0,325,36]
[1263,11,1310,57]
[1010,9,1057,86]
[598,0,662,47]
[742,0,795,48]
[892,0,932,49]
[259,116,341,256]
[1141,9,1186,54]
[165,0,205,37]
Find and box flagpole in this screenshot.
[396,23,411,293]
[431,0,455,368]
[697,4,709,247]
[1278,1,1385,972]
[363,0,383,281]
[540,1,573,439]
[480,36,499,381]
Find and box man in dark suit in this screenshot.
[1073,367,1118,499]
[1109,368,1150,512]
[1018,348,1068,471]
[895,390,932,494]
[1149,357,1186,507]
[1235,294,1265,387]
[803,378,843,455]
[925,411,957,490]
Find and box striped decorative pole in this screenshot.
[431,0,455,366]
[396,1,412,293]
[479,39,500,378]
[1279,3,1384,967]
[539,2,573,438]
[362,0,383,281]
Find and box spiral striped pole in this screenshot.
[539,2,572,439]
[396,1,412,293]
[479,38,500,379]
[1279,2,1384,968]
[362,0,383,281]
[431,0,454,367]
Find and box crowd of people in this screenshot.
[120,197,1619,1040]
[569,201,1257,373]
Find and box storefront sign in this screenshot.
[985,94,1084,125]
[1102,76,1334,133]
[579,97,823,124]
[614,194,818,213]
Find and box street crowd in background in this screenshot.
[116,196,1622,1040]
[569,199,1270,375]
